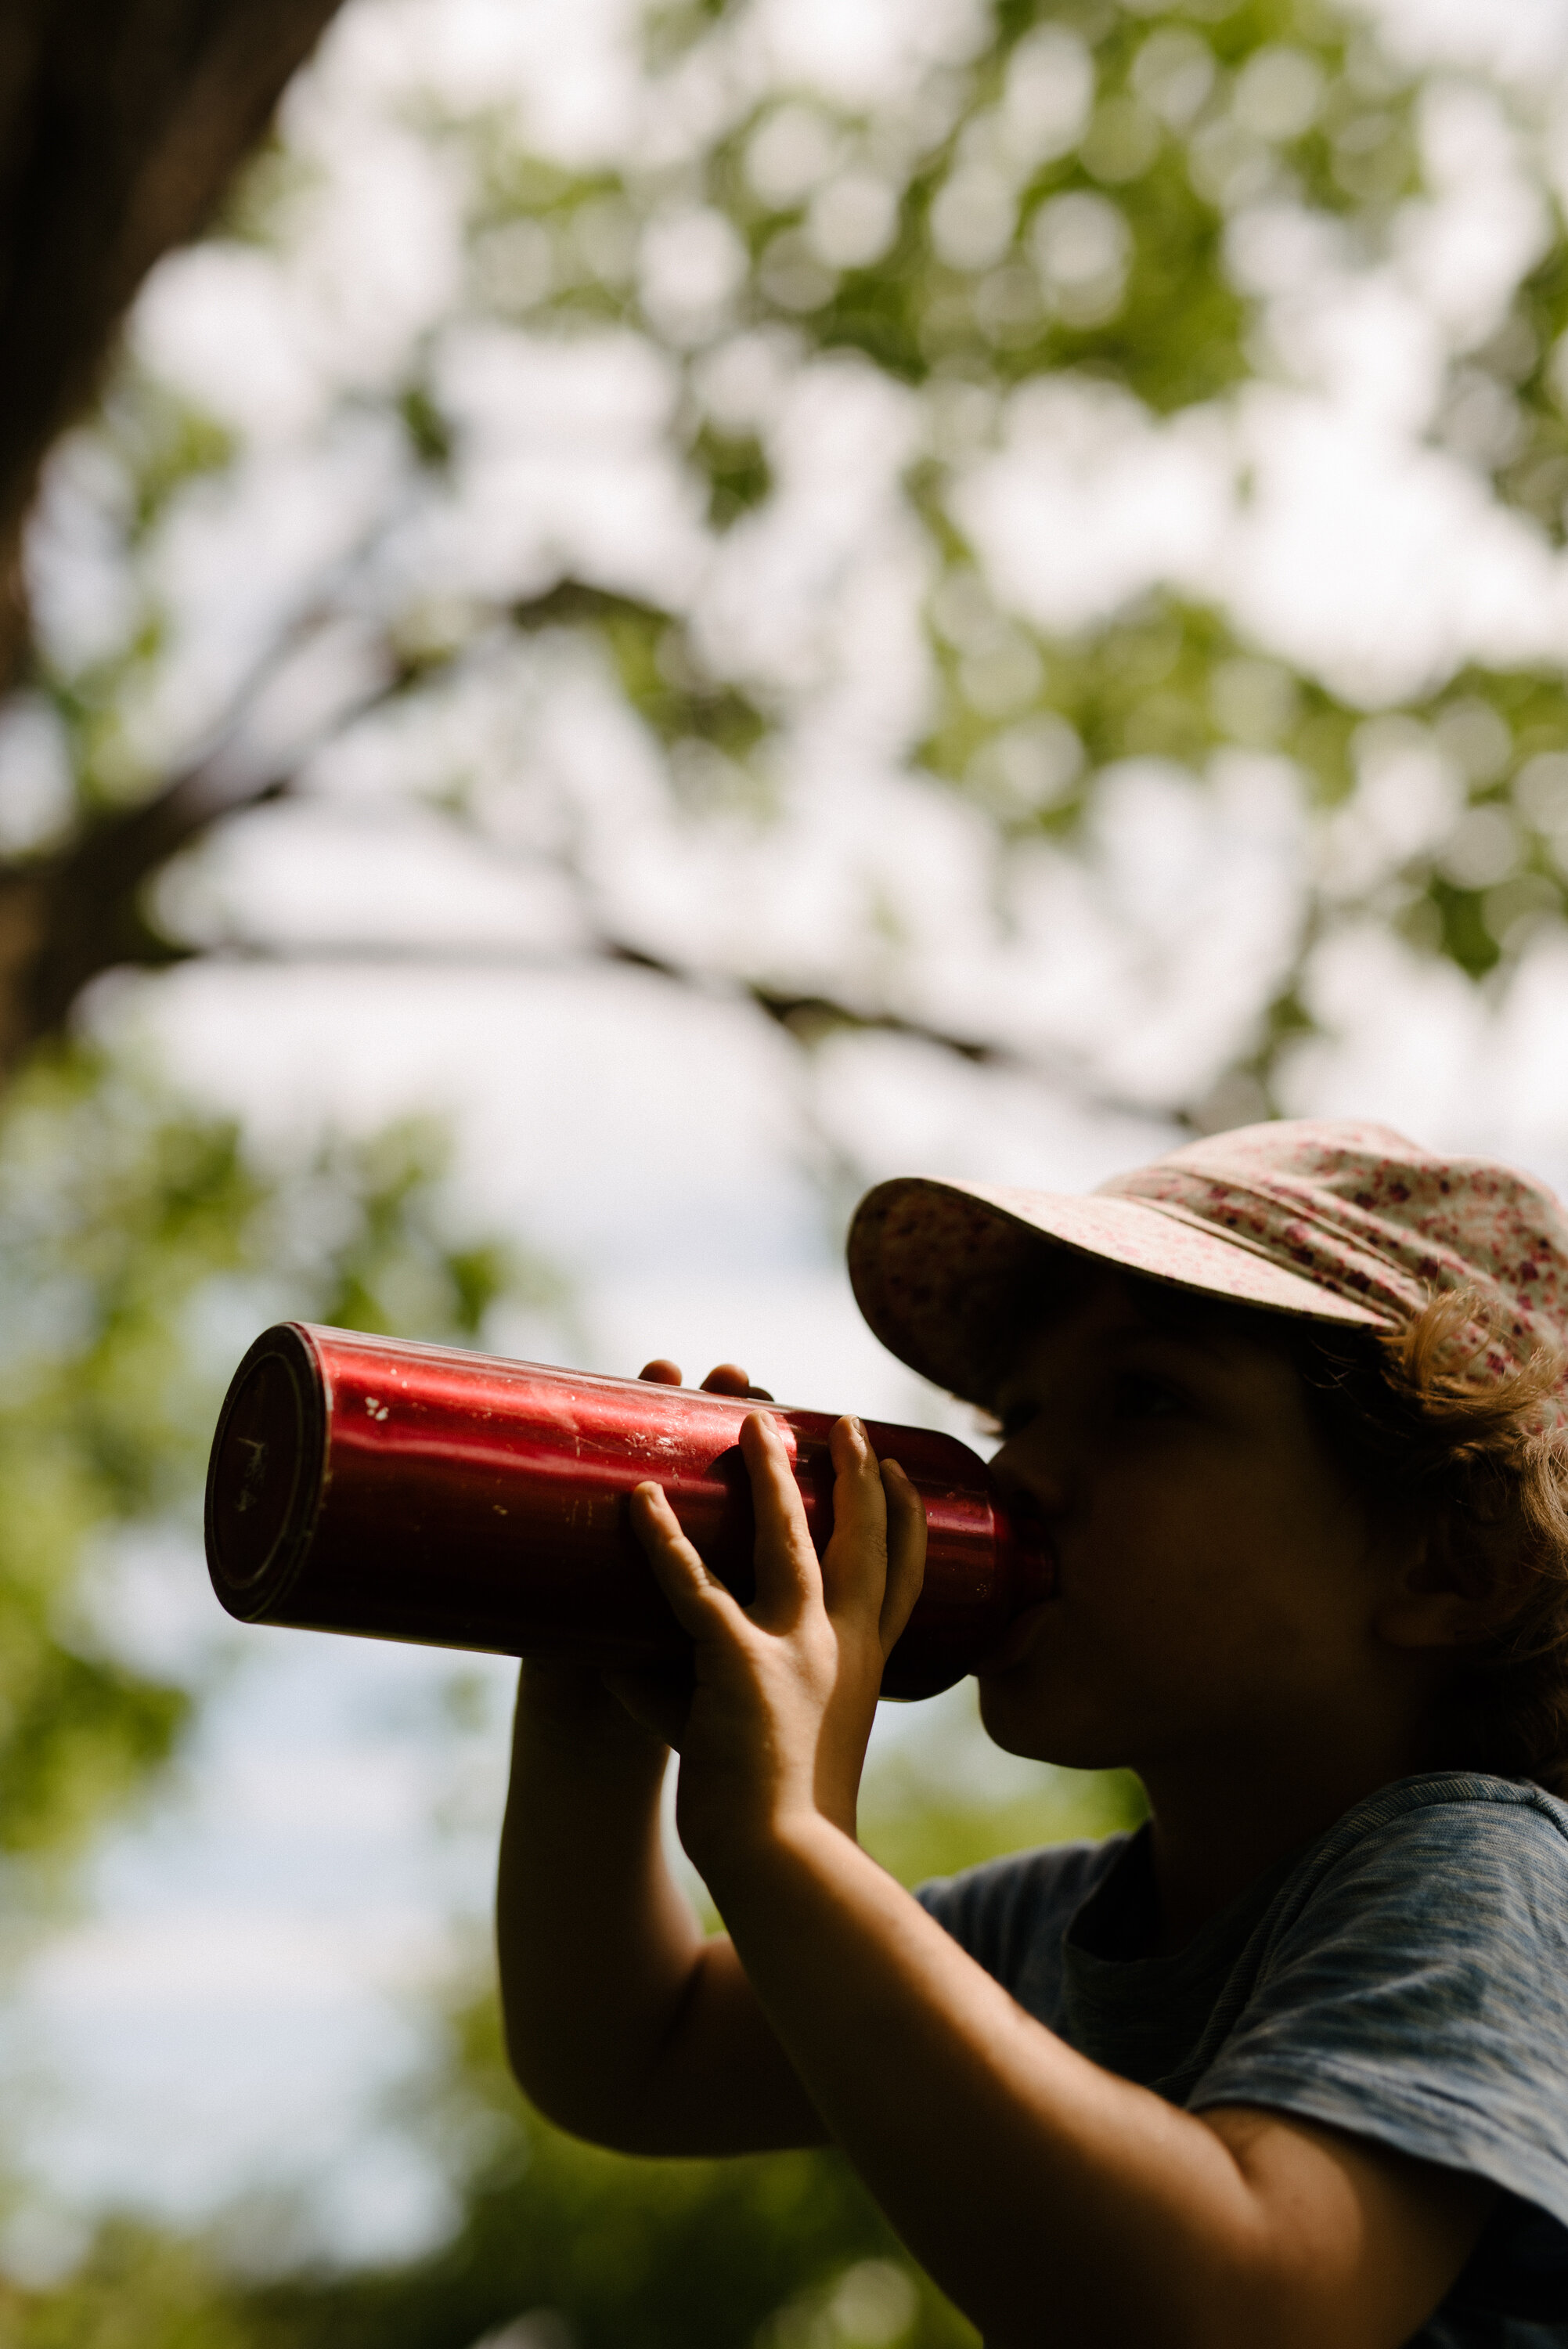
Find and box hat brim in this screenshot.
[847,1176,1393,1404]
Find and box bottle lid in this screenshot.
[206,1326,323,1617]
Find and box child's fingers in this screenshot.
[737,1412,820,1626]
[878,1460,927,1651]
[820,1416,889,1622]
[629,1481,748,1643]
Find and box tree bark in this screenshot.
[0,756,265,1081]
[0,0,348,687]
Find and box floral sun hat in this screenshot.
[846,1120,1568,1406]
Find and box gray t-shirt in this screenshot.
[916,1772,1568,2347]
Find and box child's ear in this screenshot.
[1372,1532,1523,1652]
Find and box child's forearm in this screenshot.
[496,1669,824,2154]
[705,1815,1472,2349]
[496,1668,698,2139]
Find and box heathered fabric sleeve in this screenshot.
[1188,1786,1568,2234]
[914,1836,1127,2028]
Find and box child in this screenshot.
[497,1120,1568,2349]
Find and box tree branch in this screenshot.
[0,0,350,685]
[0,567,738,1081]
[0,572,1163,1131]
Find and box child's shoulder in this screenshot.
[1196,1773,1568,2252]
[1278,1770,1568,1935]
[1335,1769,1568,1839]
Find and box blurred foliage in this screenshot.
[467,0,1412,406]
[366,0,1568,1103]
[301,1120,537,1344]
[730,0,1402,412]
[921,587,1568,1001]
[0,1043,566,2340]
[30,0,1568,1113]
[504,583,772,764]
[1454,256,1568,548]
[596,609,771,764]
[241,2024,979,2349]
[109,380,237,549]
[0,2225,256,2349]
[0,1048,257,1869]
[859,1745,1147,1892]
[0,1043,541,1881]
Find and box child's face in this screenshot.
[977,1267,1401,1786]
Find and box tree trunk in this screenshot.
[0,0,348,687]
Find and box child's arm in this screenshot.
[497,1355,834,2152]
[496,1659,828,2153]
[636,1410,1495,2349]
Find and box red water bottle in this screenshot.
[204,1323,1055,1700]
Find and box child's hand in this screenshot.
[626,1411,926,1880]
[638,1357,775,1402]
[519,1357,779,1755]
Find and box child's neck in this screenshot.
[1141,1741,1429,1959]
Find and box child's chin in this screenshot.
[976,1673,1092,1767]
